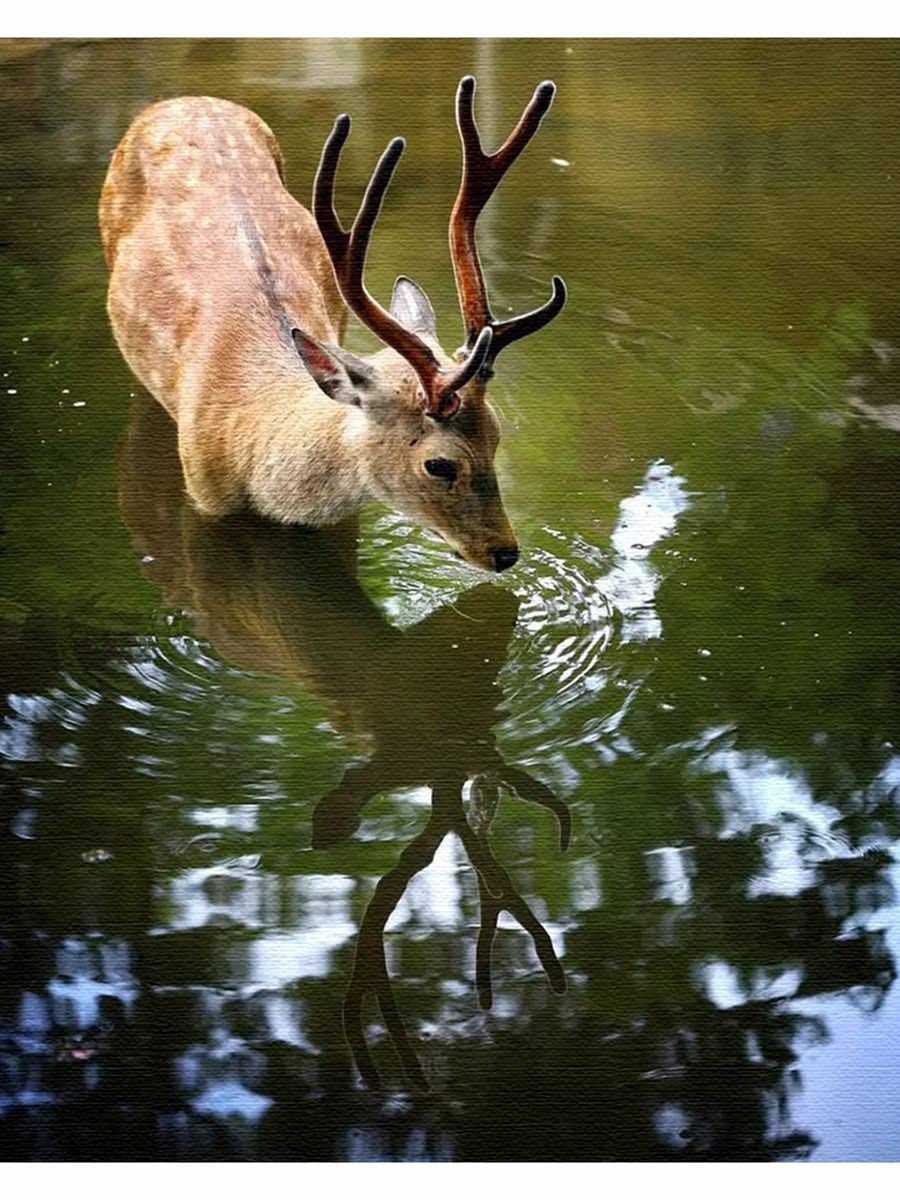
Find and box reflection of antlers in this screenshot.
[474,849,567,1013]
[323,769,569,1090]
[467,769,568,1011]
[342,826,442,1091]
[501,764,571,853]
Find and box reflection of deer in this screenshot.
[335,773,568,1091]
[119,398,569,1089]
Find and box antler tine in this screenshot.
[451,76,566,367]
[457,75,557,203]
[313,113,352,261]
[314,119,441,382]
[313,114,491,421]
[442,325,493,394]
[347,135,407,280]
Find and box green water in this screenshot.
[2,37,900,1161]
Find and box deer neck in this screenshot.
[240,372,378,527]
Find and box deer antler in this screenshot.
[451,76,567,375]
[315,114,492,420]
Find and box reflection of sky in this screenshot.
[386,835,466,933]
[600,461,691,644]
[48,937,138,1029]
[645,846,694,906]
[2,937,139,1118]
[792,857,900,1161]
[176,1000,273,1124]
[685,748,900,1156]
[245,876,357,989]
[707,748,842,898]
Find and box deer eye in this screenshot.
[424,457,459,482]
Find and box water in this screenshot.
[2,37,900,1161]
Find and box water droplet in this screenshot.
[81,848,113,864]
[62,388,70,395]
[55,1038,98,1062]
[698,648,711,658]
[6,388,17,395]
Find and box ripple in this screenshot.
[501,525,615,751]
[499,464,689,770]
[351,466,690,783]
[358,509,481,627]
[37,620,316,794]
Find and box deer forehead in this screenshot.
[370,345,450,394]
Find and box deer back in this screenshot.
[100,96,345,414]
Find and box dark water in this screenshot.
[2,37,900,1161]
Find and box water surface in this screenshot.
[2,37,900,1161]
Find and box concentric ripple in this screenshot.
[352,463,690,788]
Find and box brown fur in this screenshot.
[100,96,516,569]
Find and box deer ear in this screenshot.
[291,328,373,405]
[390,276,437,338]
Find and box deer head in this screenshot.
[292,77,566,573]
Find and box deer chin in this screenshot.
[443,539,496,572]
[422,525,493,571]
[459,548,498,572]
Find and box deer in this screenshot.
[99,77,566,573]
[118,395,571,1090]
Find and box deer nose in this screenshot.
[491,545,519,573]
